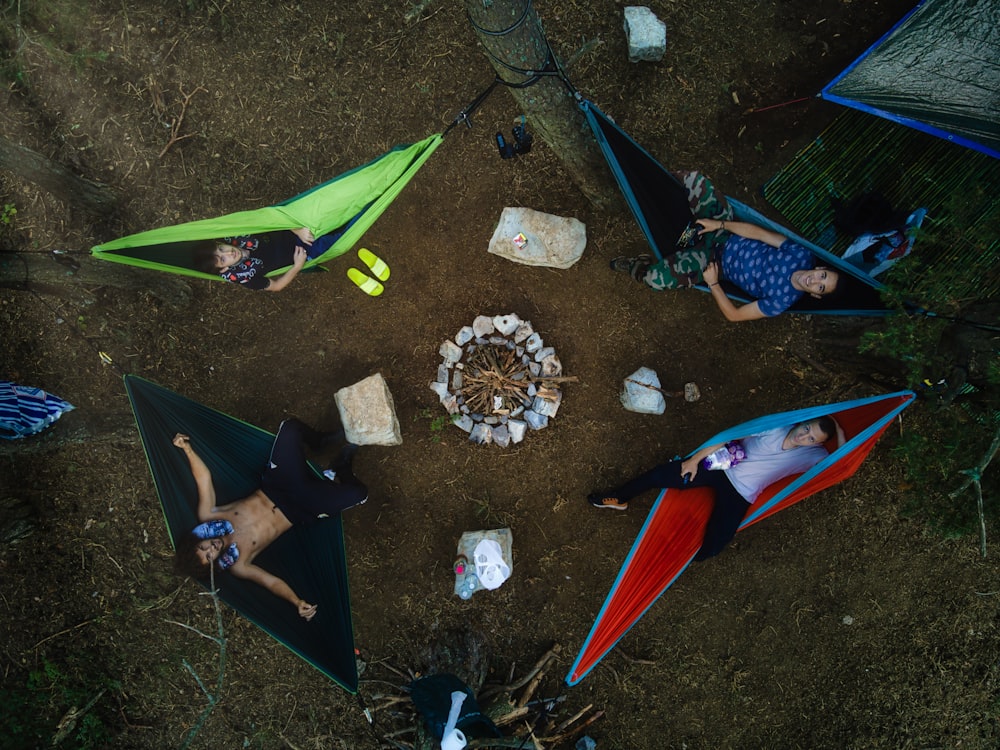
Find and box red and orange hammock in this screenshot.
[566,390,915,685]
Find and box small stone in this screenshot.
[527,383,537,397]
[452,370,463,390]
[439,340,462,363]
[436,364,450,383]
[533,390,562,417]
[455,415,474,432]
[516,346,524,356]
[471,413,484,422]
[493,314,520,335]
[510,405,525,417]
[523,410,549,430]
[460,404,470,414]
[455,326,475,346]
[842,615,855,626]
[473,315,495,337]
[429,381,450,400]
[624,6,667,63]
[442,395,459,415]
[540,354,562,377]
[508,419,527,443]
[484,416,500,425]
[534,346,555,363]
[489,336,507,346]
[529,362,541,377]
[492,424,511,447]
[525,333,543,353]
[474,337,488,345]
[470,423,493,444]
[514,321,534,344]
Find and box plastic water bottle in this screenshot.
[702,441,746,471]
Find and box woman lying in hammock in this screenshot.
[172,419,366,619]
[588,417,845,559]
[191,227,338,292]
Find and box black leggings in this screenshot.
[259,418,367,524]
[610,460,750,560]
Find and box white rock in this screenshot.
[493,314,520,336]
[442,395,459,415]
[452,370,463,390]
[429,381,450,400]
[533,390,562,418]
[525,333,543,353]
[455,415,475,433]
[335,373,403,446]
[487,207,587,269]
[440,340,462,363]
[436,364,450,383]
[455,326,475,346]
[514,321,534,343]
[624,6,667,63]
[540,354,562,377]
[508,419,528,443]
[620,366,666,414]
[528,361,541,377]
[472,315,495,337]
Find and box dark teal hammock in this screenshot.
[580,100,888,316]
[124,375,358,693]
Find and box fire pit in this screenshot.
[431,313,569,446]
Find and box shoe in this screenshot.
[609,256,634,273]
[358,247,390,281]
[587,493,628,511]
[347,267,384,296]
[610,254,653,281]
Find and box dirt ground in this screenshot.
[2,0,999,748]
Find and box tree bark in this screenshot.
[464,0,619,209]
[0,136,118,218]
[0,250,193,310]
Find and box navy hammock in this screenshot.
[124,375,358,693]
[567,390,915,686]
[581,100,889,316]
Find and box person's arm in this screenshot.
[696,217,786,248]
[680,442,727,482]
[172,434,217,521]
[832,419,846,449]
[232,562,318,621]
[702,262,767,322]
[264,245,308,292]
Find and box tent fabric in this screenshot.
[0,381,74,439]
[566,390,914,686]
[124,375,358,693]
[92,134,442,281]
[820,0,1000,160]
[580,100,888,316]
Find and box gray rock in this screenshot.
[472,315,495,337]
[493,314,520,335]
[514,320,534,344]
[508,419,528,443]
[487,207,587,269]
[523,410,549,430]
[532,390,562,418]
[534,345,555,362]
[455,415,475,433]
[455,326,475,346]
[492,424,511,448]
[470,423,493,444]
[624,6,666,63]
[452,370,463,390]
[436,364,450,383]
[335,373,403,446]
[525,333,543,353]
[540,354,562,377]
[429,381,450,400]
[439,340,462,364]
[620,366,666,414]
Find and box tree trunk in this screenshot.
[0,250,193,310]
[464,0,619,210]
[0,136,118,218]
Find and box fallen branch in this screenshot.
[158,84,207,158]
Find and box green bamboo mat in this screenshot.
[762,109,1000,301]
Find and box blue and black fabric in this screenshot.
[124,375,358,693]
[408,674,502,742]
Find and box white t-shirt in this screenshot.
[724,426,828,503]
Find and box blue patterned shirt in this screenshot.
[721,237,813,316]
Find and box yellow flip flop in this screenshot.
[358,247,390,281]
[347,267,384,296]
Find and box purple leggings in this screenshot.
[259,418,367,524]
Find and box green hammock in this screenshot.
[93,134,442,281]
[124,375,359,693]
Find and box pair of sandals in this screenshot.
[347,247,390,296]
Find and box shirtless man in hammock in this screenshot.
[172,419,366,620]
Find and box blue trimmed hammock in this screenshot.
[567,390,915,686]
